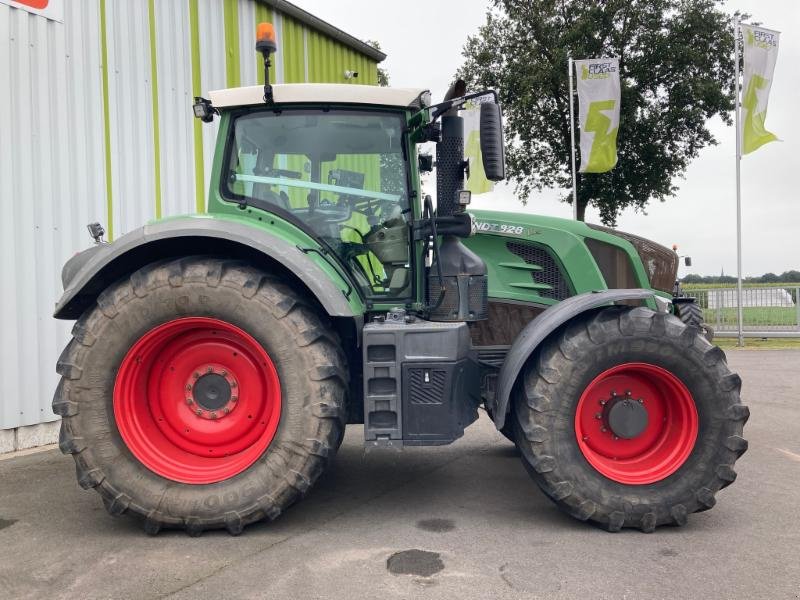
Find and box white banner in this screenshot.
[741,24,780,155]
[574,58,620,173]
[0,0,63,22]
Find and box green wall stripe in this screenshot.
[304,29,379,86]
[223,0,240,88]
[189,0,205,213]
[282,15,305,83]
[254,2,275,85]
[99,0,114,240]
[147,0,162,219]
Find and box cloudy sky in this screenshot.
[297,0,798,277]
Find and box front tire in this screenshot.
[54,258,347,535]
[513,306,748,532]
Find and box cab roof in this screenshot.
[209,84,428,109]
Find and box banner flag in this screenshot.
[574,58,620,173]
[741,24,781,155]
[463,100,494,194]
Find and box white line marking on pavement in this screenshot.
[775,448,800,463]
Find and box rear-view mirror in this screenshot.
[479,102,506,181]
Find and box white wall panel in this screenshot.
[155,0,195,218]
[198,0,226,204]
[238,0,256,87]
[0,2,104,429]
[106,0,156,236]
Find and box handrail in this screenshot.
[234,174,401,202]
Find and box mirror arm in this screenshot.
[419,89,500,123]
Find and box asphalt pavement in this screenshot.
[1,350,798,600]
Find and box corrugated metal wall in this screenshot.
[0,0,381,431]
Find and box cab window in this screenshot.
[225,110,411,299]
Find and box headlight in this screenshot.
[586,225,678,293]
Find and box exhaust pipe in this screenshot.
[428,80,488,323]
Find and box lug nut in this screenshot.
[625,390,632,396]
[601,427,607,433]
[207,367,213,374]
[186,384,192,391]
[195,409,202,416]
[186,398,194,405]
[223,407,230,414]
[193,372,200,379]
[595,413,602,419]
[210,412,217,419]
[231,381,237,388]
[599,399,607,406]
[221,370,227,377]
[638,398,644,404]
[231,396,238,403]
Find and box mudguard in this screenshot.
[54,217,357,320]
[493,289,661,430]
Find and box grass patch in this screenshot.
[715,337,800,350]
[684,282,800,290]
[702,307,798,327]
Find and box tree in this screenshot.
[458,0,739,224]
[366,40,390,87]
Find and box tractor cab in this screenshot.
[209,85,423,300]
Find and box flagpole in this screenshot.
[734,15,744,347]
[568,57,578,220]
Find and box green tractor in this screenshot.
[53,26,747,535]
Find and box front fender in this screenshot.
[54,216,360,319]
[493,289,662,430]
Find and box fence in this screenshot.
[685,287,800,337]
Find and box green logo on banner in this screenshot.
[584,100,619,172]
[742,74,778,155]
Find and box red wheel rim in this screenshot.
[574,363,698,485]
[114,317,281,484]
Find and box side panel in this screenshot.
[465,209,653,304]
[492,290,658,430]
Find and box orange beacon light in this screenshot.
[256,22,277,103]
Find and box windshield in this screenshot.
[225,110,412,300]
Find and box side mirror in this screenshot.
[479,102,505,181]
[684,256,692,267]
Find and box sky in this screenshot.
[296,0,799,277]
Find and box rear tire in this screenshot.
[53,257,347,535]
[513,306,748,532]
[675,300,713,342]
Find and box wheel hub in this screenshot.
[604,396,649,439]
[186,365,238,419]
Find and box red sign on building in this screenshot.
[1,0,63,22]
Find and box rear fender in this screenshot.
[54,217,361,320]
[492,289,665,430]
